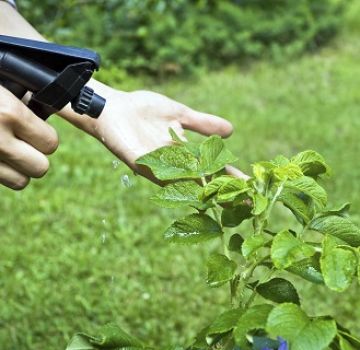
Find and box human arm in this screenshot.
[0,2,246,182]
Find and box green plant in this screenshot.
[66,132,360,350]
[20,0,346,76]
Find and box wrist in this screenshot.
[57,79,120,137]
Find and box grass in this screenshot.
[1,17,360,350]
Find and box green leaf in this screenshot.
[207,308,243,335]
[164,214,222,244]
[168,128,200,158]
[251,193,268,215]
[199,136,238,176]
[151,181,204,209]
[201,175,234,200]
[228,233,244,252]
[221,204,252,228]
[169,127,184,145]
[338,330,360,349]
[252,161,275,183]
[320,235,357,292]
[234,304,273,348]
[217,178,250,202]
[67,324,144,350]
[291,150,330,177]
[266,303,337,350]
[286,254,324,284]
[309,215,360,247]
[206,253,237,288]
[192,326,210,348]
[322,203,351,218]
[278,189,315,225]
[271,230,316,269]
[273,163,303,181]
[272,155,290,166]
[256,277,300,305]
[339,336,356,350]
[242,235,267,258]
[66,335,95,350]
[136,145,200,180]
[285,176,327,209]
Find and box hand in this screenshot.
[0,86,58,190]
[72,89,247,181]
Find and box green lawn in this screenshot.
[1,22,360,350]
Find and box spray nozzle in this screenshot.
[0,35,106,120]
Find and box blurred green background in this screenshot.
[0,0,360,349]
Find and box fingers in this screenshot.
[0,86,58,190]
[0,138,50,178]
[0,161,30,190]
[177,105,233,138]
[225,165,250,180]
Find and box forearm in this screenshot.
[0,2,112,134]
[0,2,43,39]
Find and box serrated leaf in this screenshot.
[234,304,273,348]
[217,178,250,202]
[278,189,315,225]
[201,175,234,200]
[291,150,330,177]
[228,233,244,252]
[256,278,300,305]
[320,235,357,292]
[164,214,222,244]
[266,303,337,350]
[207,253,237,288]
[309,215,360,247]
[221,205,252,228]
[273,163,303,181]
[252,193,268,215]
[199,136,238,176]
[207,308,243,335]
[285,176,327,209]
[242,235,267,258]
[136,145,200,180]
[286,254,324,284]
[271,231,316,269]
[252,161,276,183]
[151,181,204,209]
[272,155,290,166]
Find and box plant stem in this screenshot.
[201,176,234,306]
[244,264,274,310]
[256,181,285,235]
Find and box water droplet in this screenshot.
[121,174,132,187]
[101,232,106,243]
[112,160,121,169]
[142,292,151,300]
[101,136,106,143]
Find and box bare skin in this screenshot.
[0,2,246,189]
[0,86,58,189]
